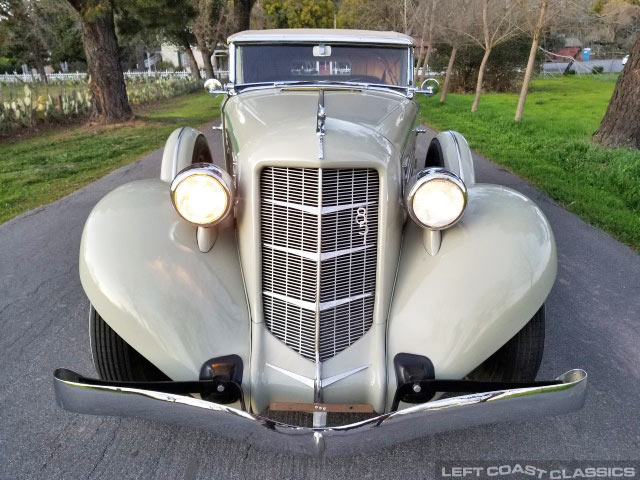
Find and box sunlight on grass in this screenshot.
[0,92,221,224]
[421,75,640,251]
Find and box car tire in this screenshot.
[191,133,213,165]
[424,137,445,168]
[90,306,169,382]
[466,305,545,382]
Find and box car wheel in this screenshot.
[466,305,545,382]
[90,306,168,382]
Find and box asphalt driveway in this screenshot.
[1,124,639,479]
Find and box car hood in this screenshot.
[223,88,416,160]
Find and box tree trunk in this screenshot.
[67,0,131,123]
[417,44,432,86]
[36,59,48,84]
[234,0,254,31]
[181,35,202,80]
[471,47,491,113]
[440,45,457,103]
[515,0,548,122]
[593,35,640,149]
[416,0,436,86]
[196,37,215,79]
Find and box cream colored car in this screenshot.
[54,29,586,457]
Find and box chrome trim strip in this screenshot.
[318,292,372,310]
[321,365,370,387]
[263,198,320,215]
[263,291,315,311]
[263,291,373,312]
[265,364,370,389]
[266,363,315,388]
[263,198,374,215]
[263,243,374,261]
[54,368,587,457]
[314,167,324,415]
[263,243,317,261]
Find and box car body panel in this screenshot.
[79,180,251,400]
[387,184,556,409]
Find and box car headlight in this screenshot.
[405,167,467,230]
[170,163,234,226]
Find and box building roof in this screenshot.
[228,29,415,46]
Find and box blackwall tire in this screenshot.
[467,305,546,382]
[90,305,168,382]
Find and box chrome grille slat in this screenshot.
[261,167,379,361]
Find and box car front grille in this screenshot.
[261,167,379,362]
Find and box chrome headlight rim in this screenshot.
[405,167,467,231]
[170,163,234,227]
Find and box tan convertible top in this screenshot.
[228,29,415,46]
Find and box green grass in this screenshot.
[420,75,640,251]
[0,91,220,224]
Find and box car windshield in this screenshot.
[234,44,409,88]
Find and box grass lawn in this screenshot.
[0,91,220,224]
[420,75,640,251]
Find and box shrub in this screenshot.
[430,36,532,94]
[0,75,202,133]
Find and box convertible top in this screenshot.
[228,29,415,46]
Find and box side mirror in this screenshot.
[204,78,225,97]
[416,78,440,96]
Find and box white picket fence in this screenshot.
[0,69,229,84]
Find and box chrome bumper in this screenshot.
[54,368,587,457]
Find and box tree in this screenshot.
[0,0,61,81]
[49,7,86,70]
[67,0,132,122]
[435,0,474,102]
[234,0,255,31]
[416,0,436,86]
[460,0,520,112]
[117,0,201,80]
[514,0,548,122]
[262,0,335,28]
[191,0,232,79]
[593,33,640,149]
[336,0,407,31]
[514,0,588,121]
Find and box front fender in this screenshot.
[79,179,250,385]
[386,184,556,408]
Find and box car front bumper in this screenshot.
[53,368,587,457]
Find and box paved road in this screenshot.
[1,123,639,480]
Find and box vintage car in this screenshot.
[54,29,586,457]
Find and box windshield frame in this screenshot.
[227,42,415,97]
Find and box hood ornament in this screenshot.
[316,90,326,159]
